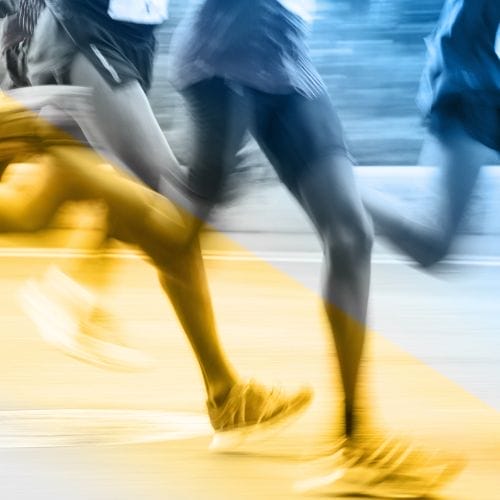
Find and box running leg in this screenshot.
[363,119,494,267]
[251,90,373,438]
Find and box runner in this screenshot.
[364,0,499,267]
[0,0,153,370]
[168,0,462,496]
[14,0,312,448]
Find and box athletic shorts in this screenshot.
[169,0,325,98]
[428,95,500,152]
[27,5,156,91]
[180,77,350,206]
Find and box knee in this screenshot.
[171,219,202,254]
[144,207,202,269]
[324,212,374,264]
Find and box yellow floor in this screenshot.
[0,230,498,498]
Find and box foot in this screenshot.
[207,380,313,452]
[19,267,153,371]
[294,433,465,498]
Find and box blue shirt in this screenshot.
[168,0,325,98]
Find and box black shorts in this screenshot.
[27,6,156,92]
[429,94,500,152]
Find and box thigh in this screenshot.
[250,91,367,235]
[68,53,180,190]
[250,91,350,196]
[432,118,497,235]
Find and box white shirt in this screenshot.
[278,0,316,24]
[107,0,169,24]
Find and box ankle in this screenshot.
[207,379,239,408]
[345,405,354,438]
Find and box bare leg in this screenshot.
[65,69,249,403]
[68,54,183,190]
[297,158,372,438]
[0,150,115,290]
[50,143,311,433]
[252,91,373,438]
[48,141,238,402]
[0,152,109,309]
[364,120,495,267]
[0,84,239,373]
[4,60,310,430]
[157,242,238,404]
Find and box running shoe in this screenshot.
[294,433,465,498]
[208,380,313,452]
[19,266,153,371]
